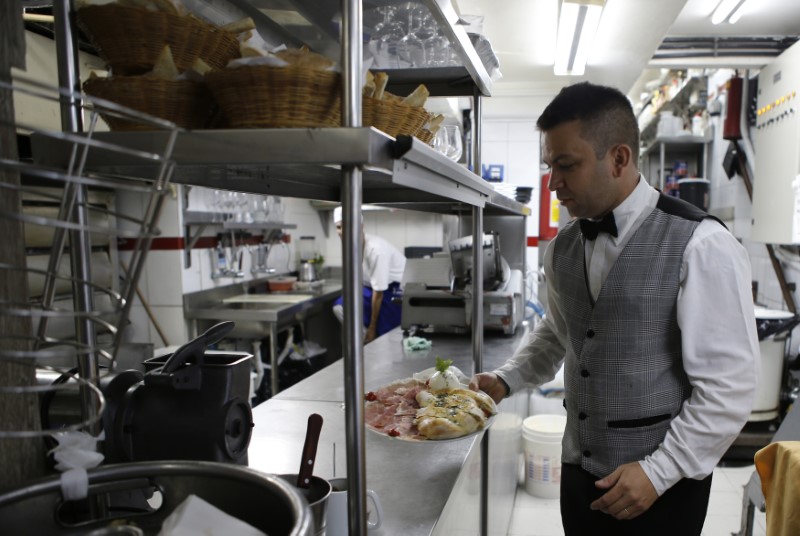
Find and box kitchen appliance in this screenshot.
[299,236,318,262]
[401,232,524,335]
[299,261,317,282]
[101,322,254,465]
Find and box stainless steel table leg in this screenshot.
[270,322,279,397]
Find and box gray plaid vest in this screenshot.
[553,195,714,478]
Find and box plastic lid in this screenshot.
[677,178,710,184]
[754,306,795,320]
[522,414,567,435]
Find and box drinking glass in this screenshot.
[444,125,463,161]
[396,2,427,67]
[368,6,404,68]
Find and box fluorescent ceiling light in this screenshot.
[711,0,748,25]
[554,0,605,76]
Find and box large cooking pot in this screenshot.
[0,461,313,535]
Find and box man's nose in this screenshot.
[546,172,561,192]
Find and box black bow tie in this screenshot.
[579,212,618,240]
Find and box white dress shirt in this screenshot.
[496,177,760,495]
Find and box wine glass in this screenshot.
[424,27,452,67]
[444,125,463,161]
[396,2,427,67]
[433,127,449,156]
[367,6,404,69]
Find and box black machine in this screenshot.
[101,321,253,465]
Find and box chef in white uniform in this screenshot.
[332,207,406,343]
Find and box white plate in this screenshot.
[365,377,497,443]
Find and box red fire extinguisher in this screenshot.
[539,173,559,241]
[723,74,743,141]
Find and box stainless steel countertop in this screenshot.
[248,324,531,535]
[184,280,343,324]
[273,327,528,402]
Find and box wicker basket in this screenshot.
[205,65,342,129]
[77,4,240,75]
[416,128,435,145]
[83,76,217,131]
[363,96,429,138]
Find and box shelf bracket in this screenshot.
[184,223,208,269]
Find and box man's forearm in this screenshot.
[369,290,384,329]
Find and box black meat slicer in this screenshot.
[102,321,253,465]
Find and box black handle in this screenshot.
[296,413,323,489]
[162,321,235,373]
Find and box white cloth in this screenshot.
[496,177,759,495]
[158,495,266,536]
[49,431,105,500]
[363,233,405,291]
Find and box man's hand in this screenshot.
[365,325,377,344]
[468,372,508,404]
[589,462,658,520]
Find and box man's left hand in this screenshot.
[589,462,658,520]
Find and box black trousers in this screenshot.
[559,463,712,536]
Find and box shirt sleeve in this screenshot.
[640,220,760,495]
[495,240,568,394]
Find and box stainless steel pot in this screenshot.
[0,461,313,536]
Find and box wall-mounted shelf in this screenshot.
[640,128,714,190]
[640,76,708,146]
[182,209,296,265]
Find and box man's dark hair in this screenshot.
[536,81,640,163]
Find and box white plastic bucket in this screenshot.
[522,414,567,499]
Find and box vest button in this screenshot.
[583,450,592,458]
[586,329,595,338]
[581,369,590,378]
[579,412,587,420]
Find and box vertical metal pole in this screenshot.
[53,0,100,434]
[473,89,489,536]
[341,0,367,534]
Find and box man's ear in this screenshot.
[610,144,632,176]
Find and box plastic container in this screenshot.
[521,414,567,499]
[751,307,800,421]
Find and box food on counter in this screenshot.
[427,357,460,390]
[416,387,497,440]
[365,358,497,441]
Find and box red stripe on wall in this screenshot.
[118,235,264,251]
[527,236,539,247]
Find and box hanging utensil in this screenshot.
[297,413,323,489]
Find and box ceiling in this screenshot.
[453,0,800,100]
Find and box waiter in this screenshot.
[332,207,406,343]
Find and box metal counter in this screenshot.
[249,325,531,535]
[183,278,343,396]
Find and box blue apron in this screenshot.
[334,282,402,337]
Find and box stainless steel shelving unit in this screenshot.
[38,0,527,534]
